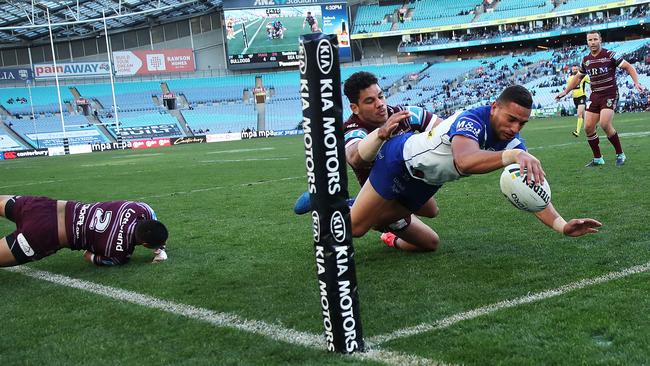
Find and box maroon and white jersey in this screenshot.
[343,105,436,185]
[65,201,157,265]
[579,48,624,96]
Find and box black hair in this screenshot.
[343,71,379,104]
[496,85,533,109]
[135,220,168,249]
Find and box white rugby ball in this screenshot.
[500,163,551,212]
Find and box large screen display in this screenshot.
[223,1,351,70]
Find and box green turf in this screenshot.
[0,113,649,365]
[228,15,323,55]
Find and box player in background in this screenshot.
[266,22,274,40]
[295,71,444,251]
[273,19,285,39]
[302,11,320,32]
[556,30,645,167]
[0,195,168,267]
[225,16,236,40]
[351,85,601,246]
[561,65,590,137]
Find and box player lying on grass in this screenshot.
[351,85,602,245]
[0,195,168,267]
[295,71,444,251]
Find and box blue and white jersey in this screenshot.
[448,105,526,151]
[403,105,526,185]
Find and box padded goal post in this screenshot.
[299,32,364,353]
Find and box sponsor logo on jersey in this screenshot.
[75,204,90,240]
[456,119,481,137]
[16,233,35,257]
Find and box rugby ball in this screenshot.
[500,163,551,212]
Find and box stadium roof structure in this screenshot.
[0,0,222,45]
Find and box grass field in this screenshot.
[1,113,649,365]
[228,15,322,55]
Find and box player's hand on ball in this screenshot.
[515,151,545,185]
[563,218,602,237]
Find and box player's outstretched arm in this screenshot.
[452,136,545,184]
[619,61,646,92]
[556,74,584,101]
[534,203,602,237]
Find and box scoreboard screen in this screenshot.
[223,1,351,70]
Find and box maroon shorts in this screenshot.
[9,196,61,262]
[587,93,618,114]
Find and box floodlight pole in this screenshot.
[103,10,121,141]
[46,8,67,143]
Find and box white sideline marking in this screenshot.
[4,266,451,366]
[137,175,304,199]
[530,116,648,131]
[0,180,64,189]
[111,153,164,158]
[243,19,266,54]
[206,147,275,154]
[231,18,262,37]
[199,157,289,163]
[368,261,650,346]
[528,131,650,151]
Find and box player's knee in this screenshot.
[416,202,439,218]
[351,216,371,238]
[352,223,369,238]
[422,233,440,252]
[425,205,439,218]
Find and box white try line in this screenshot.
[368,260,650,346]
[3,266,452,366]
[206,147,276,154]
[243,19,266,54]
[137,175,305,199]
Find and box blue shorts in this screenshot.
[369,133,441,212]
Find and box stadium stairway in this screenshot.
[92,98,105,111]
[0,120,34,149]
[68,87,82,100]
[160,82,171,95]
[0,105,11,118]
[86,113,117,143]
[177,94,190,109]
[168,109,193,136]
[152,95,162,107]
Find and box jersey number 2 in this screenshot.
[89,209,113,233]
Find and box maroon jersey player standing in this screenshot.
[0,195,168,267]
[556,30,645,167]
